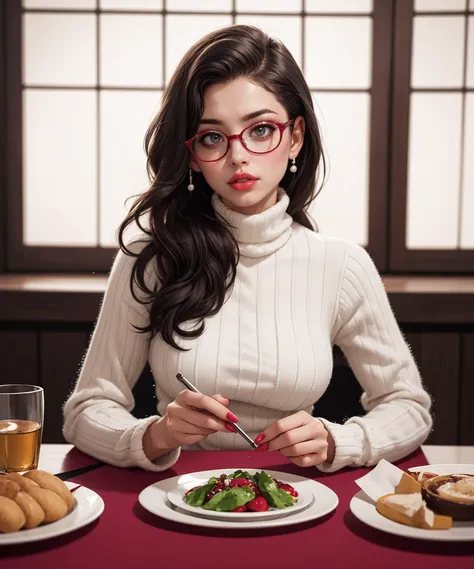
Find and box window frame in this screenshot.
[2,0,393,273]
[390,0,474,274]
[0,0,6,274]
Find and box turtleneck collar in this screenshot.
[211,188,293,258]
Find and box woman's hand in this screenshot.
[254,411,335,467]
[143,391,237,461]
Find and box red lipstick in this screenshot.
[227,173,258,191]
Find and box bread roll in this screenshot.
[0,478,21,500]
[25,487,67,523]
[24,470,75,510]
[5,472,39,491]
[0,496,26,533]
[14,491,45,529]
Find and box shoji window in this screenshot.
[391,0,474,272]
[5,0,392,271]
[304,1,373,247]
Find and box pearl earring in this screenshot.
[187,168,195,192]
[290,158,297,173]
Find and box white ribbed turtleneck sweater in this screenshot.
[63,189,432,472]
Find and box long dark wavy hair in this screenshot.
[118,25,326,350]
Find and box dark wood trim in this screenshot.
[383,274,474,305]
[389,292,474,324]
[413,10,474,16]
[5,0,23,272]
[299,0,304,73]
[389,0,474,273]
[0,289,103,323]
[0,274,107,322]
[390,249,474,273]
[419,332,461,444]
[1,274,474,324]
[411,87,474,93]
[366,0,393,271]
[403,331,422,365]
[460,333,474,444]
[22,9,374,18]
[0,330,38,386]
[2,274,471,292]
[39,330,89,443]
[390,0,413,273]
[0,0,6,274]
[8,245,116,273]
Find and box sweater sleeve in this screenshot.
[315,242,432,473]
[62,240,180,472]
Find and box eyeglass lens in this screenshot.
[191,122,282,161]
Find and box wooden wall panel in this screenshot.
[0,330,37,386]
[0,0,6,273]
[460,334,474,445]
[404,331,422,366]
[0,326,469,445]
[39,331,89,443]
[419,333,460,445]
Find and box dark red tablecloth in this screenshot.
[2,449,473,568]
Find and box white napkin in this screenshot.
[354,459,406,502]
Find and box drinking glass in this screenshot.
[0,384,44,472]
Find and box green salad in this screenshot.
[184,470,298,513]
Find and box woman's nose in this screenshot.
[227,138,250,166]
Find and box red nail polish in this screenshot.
[257,443,269,452]
[225,423,236,433]
[227,412,239,423]
[254,433,265,445]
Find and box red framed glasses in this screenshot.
[185,119,294,163]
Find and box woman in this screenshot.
[63,25,432,473]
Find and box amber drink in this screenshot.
[0,385,44,472]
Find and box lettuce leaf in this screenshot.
[185,478,217,507]
[202,486,255,511]
[257,471,294,508]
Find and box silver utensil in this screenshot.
[176,373,258,450]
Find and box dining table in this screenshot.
[1,444,473,568]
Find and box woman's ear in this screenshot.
[289,116,305,159]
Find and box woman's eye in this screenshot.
[251,124,276,137]
[200,132,223,146]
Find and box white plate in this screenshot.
[166,469,314,520]
[139,468,338,530]
[0,482,104,545]
[407,464,474,476]
[350,463,474,542]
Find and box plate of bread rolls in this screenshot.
[0,470,104,544]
